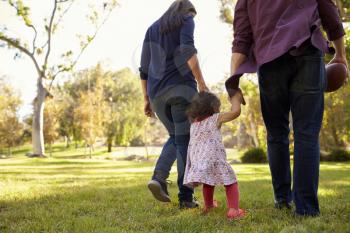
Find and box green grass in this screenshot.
[0,150,349,232]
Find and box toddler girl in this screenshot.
[183,91,245,220]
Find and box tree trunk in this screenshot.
[8,147,12,157]
[335,0,346,20]
[32,81,46,157]
[107,138,112,153]
[89,145,92,159]
[49,143,52,158]
[144,122,149,160]
[331,125,342,147]
[65,136,71,148]
[248,114,259,148]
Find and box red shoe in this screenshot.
[203,200,219,214]
[227,208,246,220]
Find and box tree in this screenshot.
[54,65,148,154]
[0,0,118,157]
[74,66,106,158]
[239,79,266,148]
[219,0,235,24]
[219,0,350,23]
[334,0,350,21]
[0,78,24,156]
[104,68,145,151]
[43,97,61,157]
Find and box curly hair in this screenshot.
[186,92,221,122]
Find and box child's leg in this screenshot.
[202,184,215,208]
[225,183,245,219]
[225,183,239,209]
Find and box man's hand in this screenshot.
[329,54,349,72]
[144,100,155,118]
[330,37,349,77]
[229,88,246,106]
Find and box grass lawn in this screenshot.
[0,148,349,233]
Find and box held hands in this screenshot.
[229,88,246,106]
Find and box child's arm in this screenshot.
[217,90,244,128]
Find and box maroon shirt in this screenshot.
[231,0,345,79]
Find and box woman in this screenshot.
[139,0,208,208]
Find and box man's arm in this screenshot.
[230,0,253,75]
[317,0,345,41]
[230,53,247,77]
[317,0,348,68]
[227,0,252,101]
[330,36,348,67]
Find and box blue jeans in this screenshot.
[258,45,325,215]
[151,85,197,202]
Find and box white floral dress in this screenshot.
[183,113,237,188]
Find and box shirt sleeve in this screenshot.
[317,0,345,41]
[232,0,253,56]
[180,15,197,62]
[139,29,150,80]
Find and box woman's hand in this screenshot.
[198,82,209,92]
[144,100,155,118]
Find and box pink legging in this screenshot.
[202,183,239,209]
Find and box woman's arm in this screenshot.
[140,79,154,118]
[187,54,209,92]
[181,16,209,92]
[140,29,154,117]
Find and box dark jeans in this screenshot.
[150,85,197,202]
[258,46,325,215]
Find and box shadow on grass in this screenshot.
[1,161,350,232]
[0,173,350,232]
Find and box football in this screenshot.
[325,63,348,93]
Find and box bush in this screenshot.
[130,136,144,147]
[327,149,350,162]
[241,148,268,163]
[320,150,329,162]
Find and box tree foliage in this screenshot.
[0,78,24,155]
[218,0,350,24]
[52,65,146,154]
[0,0,118,156]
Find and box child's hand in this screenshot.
[218,90,244,126]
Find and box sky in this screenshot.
[0,0,233,117]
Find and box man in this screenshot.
[227,0,348,216]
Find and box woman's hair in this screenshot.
[159,0,197,34]
[186,92,221,122]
